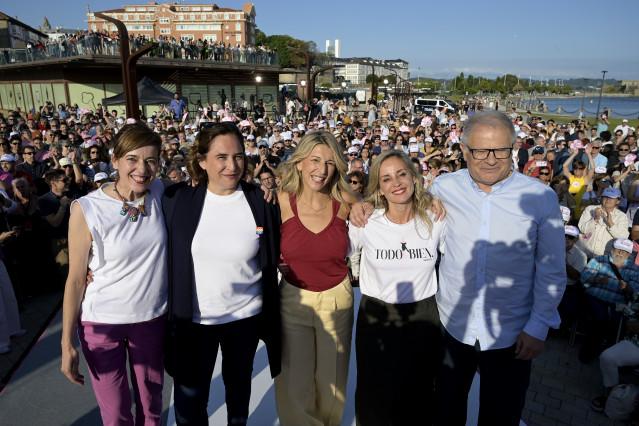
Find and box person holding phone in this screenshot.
[523,146,551,178]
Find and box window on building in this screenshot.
[160,28,170,34]
[125,7,135,11]
[160,18,170,24]
[148,7,156,11]
[235,23,241,31]
[181,35,194,41]
[192,7,200,11]
[180,7,189,11]
[134,15,139,21]
[235,34,241,42]
[137,7,146,11]
[204,34,217,41]
[203,7,212,11]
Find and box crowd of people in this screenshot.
[3,30,278,66]
[1,92,639,424]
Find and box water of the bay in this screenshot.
[524,97,639,118]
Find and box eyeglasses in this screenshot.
[273,130,280,133]
[11,142,20,146]
[59,177,70,182]
[90,150,99,154]
[274,147,284,151]
[573,167,585,170]
[601,179,612,183]
[23,151,34,155]
[466,148,512,160]
[565,235,577,241]
[592,146,601,150]
[539,172,550,176]
[349,153,358,157]
[619,149,629,152]
[349,180,360,185]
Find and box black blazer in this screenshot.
[162,180,281,381]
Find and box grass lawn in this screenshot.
[518,111,638,129]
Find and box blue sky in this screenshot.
[4,0,638,80]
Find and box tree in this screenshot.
[255,31,330,69]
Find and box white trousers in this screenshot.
[600,340,639,388]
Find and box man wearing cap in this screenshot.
[579,238,639,363]
[523,146,551,178]
[578,187,629,259]
[614,120,631,139]
[1,154,35,191]
[251,140,280,171]
[559,226,588,325]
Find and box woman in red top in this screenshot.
[276,131,359,426]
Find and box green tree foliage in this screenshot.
[365,74,397,85]
[254,30,328,68]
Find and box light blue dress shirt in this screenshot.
[429,169,566,350]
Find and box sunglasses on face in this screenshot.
[349,180,360,185]
[620,149,629,152]
[539,172,550,176]
[573,167,585,170]
[59,177,70,182]
[349,153,358,157]
[23,151,34,155]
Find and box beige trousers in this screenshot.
[275,276,354,426]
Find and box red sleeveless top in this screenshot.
[280,194,349,292]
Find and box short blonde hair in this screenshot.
[279,131,349,202]
[365,150,433,234]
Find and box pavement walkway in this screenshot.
[1,288,636,425]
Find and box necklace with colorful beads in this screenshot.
[113,180,148,222]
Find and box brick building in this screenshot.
[88,2,256,45]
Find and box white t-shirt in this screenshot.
[75,179,168,324]
[191,187,263,325]
[349,209,446,304]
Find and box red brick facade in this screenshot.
[88,2,256,45]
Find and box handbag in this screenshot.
[605,383,639,420]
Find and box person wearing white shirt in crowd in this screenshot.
[578,187,629,259]
[349,150,445,425]
[614,119,632,139]
[559,225,588,326]
[351,111,566,425]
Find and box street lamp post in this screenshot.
[581,78,588,111]
[255,75,261,105]
[383,79,389,100]
[341,81,347,100]
[595,71,607,122]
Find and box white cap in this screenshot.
[424,137,433,143]
[147,118,154,123]
[623,119,628,123]
[0,154,16,162]
[247,134,255,140]
[594,166,607,174]
[409,137,417,143]
[298,124,305,131]
[380,135,388,141]
[348,146,359,154]
[556,136,565,141]
[565,225,579,237]
[94,172,109,182]
[409,145,419,153]
[614,238,633,253]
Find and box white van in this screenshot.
[413,98,457,115]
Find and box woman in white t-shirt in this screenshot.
[349,150,446,425]
[61,122,168,425]
[162,123,281,425]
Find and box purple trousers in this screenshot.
[78,314,166,426]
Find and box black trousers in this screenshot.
[355,294,442,426]
[173,315,260,426]
[435,330,531,426]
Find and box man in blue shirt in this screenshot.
[169,92,187,119]
[428,111,566,425]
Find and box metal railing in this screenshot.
[0,42,279,66]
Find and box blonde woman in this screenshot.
[275,131,358,426]
[349,150,445,425]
